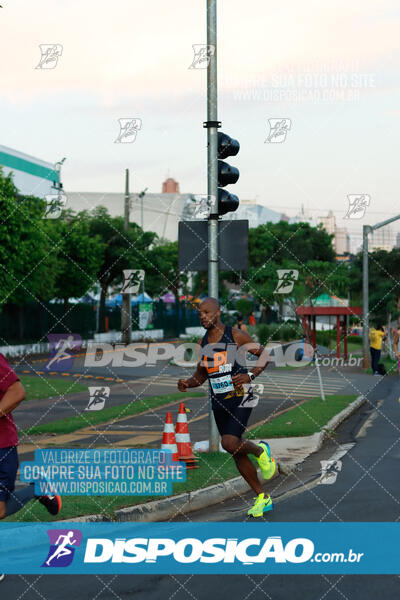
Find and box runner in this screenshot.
[178,297,276,518]
[0,353,62,521]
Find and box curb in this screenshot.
[61,394,365,523]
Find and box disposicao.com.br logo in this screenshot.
[82,536,363,566]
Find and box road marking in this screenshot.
[356,399,384,438]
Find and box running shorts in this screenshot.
[213,405,252,438]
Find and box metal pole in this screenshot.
[207,0,220,452]
[314,350,326,401]
[362,225,370,368]
[121,168,132,345]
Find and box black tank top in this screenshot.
[200,325,253,409]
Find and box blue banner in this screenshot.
[19,448,186,496]
[0,522,398,574]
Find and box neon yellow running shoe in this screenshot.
[247,493,274,517]
[256,441,276,480]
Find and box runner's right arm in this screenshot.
[0,381,26,417]
[178,362,207,391]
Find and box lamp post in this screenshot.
[362,214,400,367]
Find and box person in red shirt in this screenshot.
[249,312,256,327]
[0,353,62,519]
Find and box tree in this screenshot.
[88,206,156,331]
[45,209,105,310]
[350,248,400,325]
[0,170,60,338]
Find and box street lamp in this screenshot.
[138,188,148,229]
[362,213,400,367]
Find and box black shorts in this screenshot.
[0,446,18,502]
[213,405,252,438]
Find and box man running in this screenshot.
[178,297,276,518]
[0,352,62,521]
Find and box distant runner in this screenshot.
[0,353,62,522]
[178,297,276,518]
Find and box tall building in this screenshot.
[318,210,336,235]
[371,225,395,251]
[318,210,350,254]
[395,232,400,248]
[335,227,350,254]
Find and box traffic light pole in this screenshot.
[121,168,132,345]
[206,0,220,452]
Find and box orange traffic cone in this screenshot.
[175,402,198,469]
[161,412,179,462]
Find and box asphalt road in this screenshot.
[2,373,399,598]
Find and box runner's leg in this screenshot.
[221,435,263,494]
[3,485,36,517]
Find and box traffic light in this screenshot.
[217,132,240,215]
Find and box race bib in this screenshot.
[210,374,234,394]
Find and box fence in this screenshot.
[0,300,200,344]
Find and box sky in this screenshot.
[0,0,399,248]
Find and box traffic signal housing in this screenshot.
[217,132,240,215]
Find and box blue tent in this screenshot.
[106,292,153,307]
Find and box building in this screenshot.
[0,144,61,198]
[292,204,317,227]
[318,210,336,235]
[67,188,192,241]
[224,199,288,227]
[162,177,179,193]
[318,210,350,254]
[396,232,400,248]
[335,227,350,254]
[67,179,288,241]
[371,225,395,252]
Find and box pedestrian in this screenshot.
[392,325,400,374]
[249,312,256,327]
[178,297,276,518]
[0,353,62,522]
[368,323,386,375]
[235,314,248,332]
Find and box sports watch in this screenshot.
[248,371,256,382]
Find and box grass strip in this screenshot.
[364,355,397,376]
[246,394,358,439]
[21,391,205,436]
[19,375,87,402]
[6,452,238,522]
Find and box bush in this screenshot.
[234,298,253,316]
[257,322,302,345]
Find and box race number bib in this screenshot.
[210,375,234,394]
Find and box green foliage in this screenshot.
[350,248,400,323]
[45,209,105,302]
[257,322,302,344]
[234,298,253,316]
[0,174,59,307]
